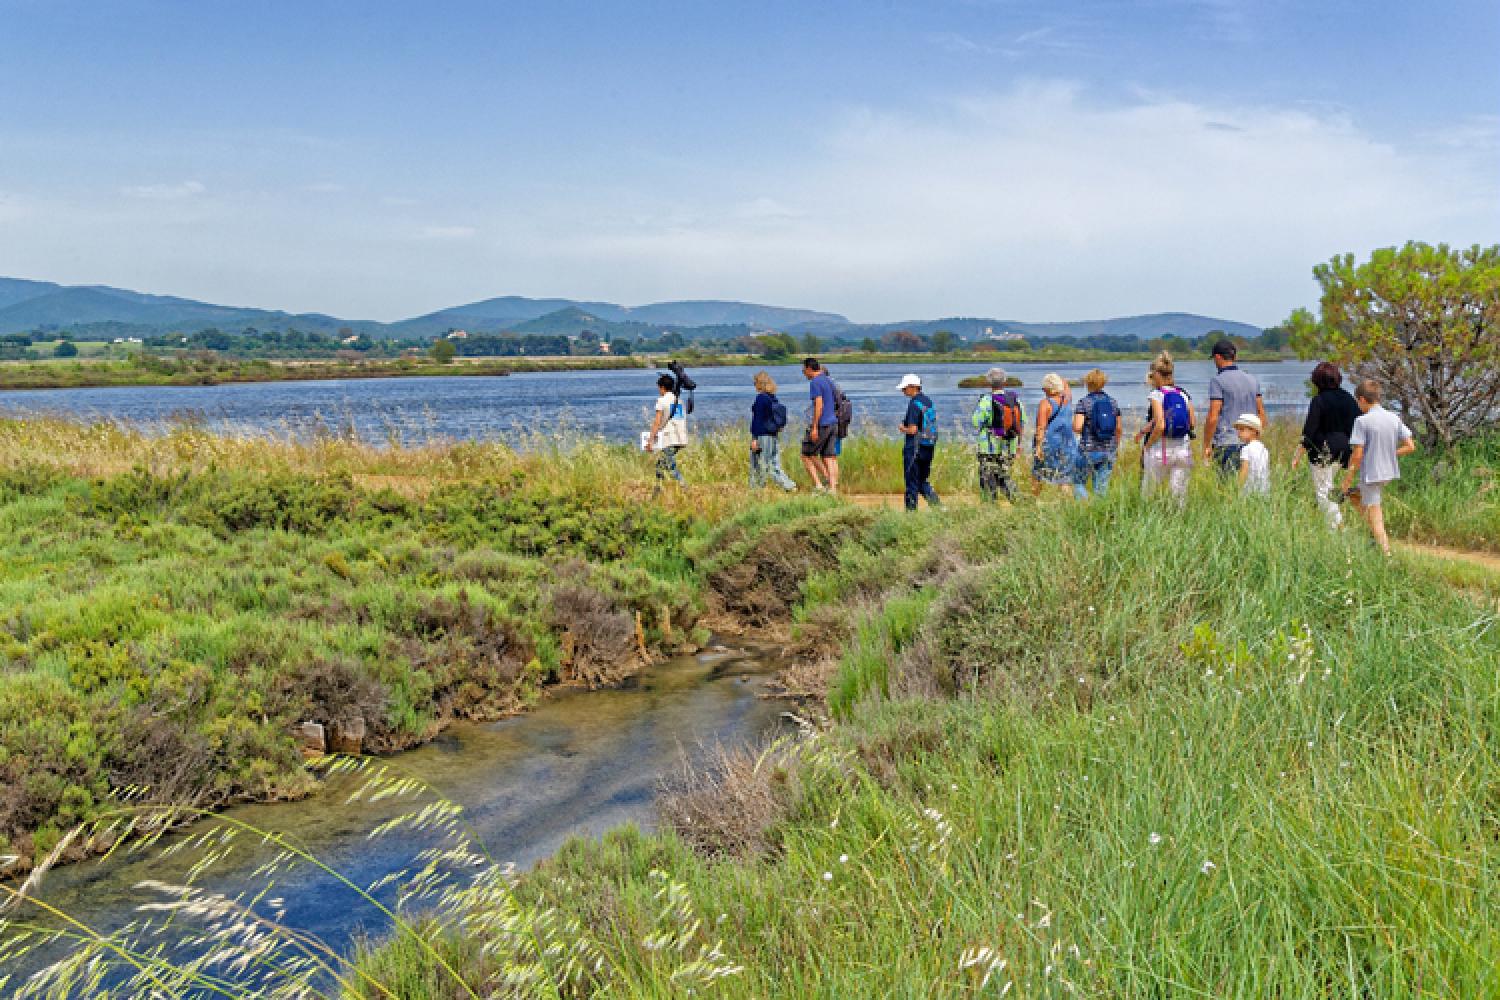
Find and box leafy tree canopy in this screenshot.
[1288,242,1499,448]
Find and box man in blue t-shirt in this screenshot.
[1202,340,1266,476]
[800,357,840,493]
[898,373,940,510]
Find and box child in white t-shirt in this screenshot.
[1233,414,1270,496]
[647,373,688,492]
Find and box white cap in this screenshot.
[1232,413,1262,433]
[897,373,922,390]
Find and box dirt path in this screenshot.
[363,476,1498,579]
[1396,540,1500,575]
[840,492,1500,575]
[842,492,930,510]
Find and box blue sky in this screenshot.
[1,0,1496,325]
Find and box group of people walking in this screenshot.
[946,340,1276,506]
[642,343,1416,551]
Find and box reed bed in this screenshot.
[1,414,1496,998]
[338,483,1499,998]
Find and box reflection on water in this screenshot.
[0,360,1311,445]
[10,647,792,974]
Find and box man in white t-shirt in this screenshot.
[1232,414,1270,495]
[1342,379,1416,555]
[647,373,688,493]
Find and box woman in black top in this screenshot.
[1292,361,1359,528]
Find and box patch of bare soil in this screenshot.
[1397,540,1500,574]
[703,513,864,630]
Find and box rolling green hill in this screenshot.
[0,274,1261,343]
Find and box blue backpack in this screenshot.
[914,397,938,445]
[1160,387,1192,439]
[1087,393,1118,441]
[767,395,788,434]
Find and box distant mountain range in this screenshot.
[0,276,1263,343]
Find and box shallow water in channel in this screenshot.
[8,647,792,983]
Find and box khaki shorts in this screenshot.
[801,427,839,458]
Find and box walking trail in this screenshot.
[1396,540,1500,576]
[842,492,1500,579]
[352,476,1500,582]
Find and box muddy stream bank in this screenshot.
[7,645,794,982]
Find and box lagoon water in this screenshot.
[14,648,792,983]
[0,360,1312,444]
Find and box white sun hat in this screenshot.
[897,373,922,390]
[1232,413,1263,433]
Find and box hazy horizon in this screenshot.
[0,271,1279,329]
[2,0,1496,328]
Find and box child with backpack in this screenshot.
[898,373,940,510]
[1071,368,1122,497]
[971,367,1024,502]
[749,371,797,492]
[1140,352,1196,502]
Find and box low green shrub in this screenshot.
[0,465,755,863]
[340,487,1499,997]
[1386,429,1500,552]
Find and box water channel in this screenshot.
[6,646,792,990]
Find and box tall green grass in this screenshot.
[1384,431,1500,552]
[0,462,711,866]
[4,417,1497,998]
[4,414,1491,551]
[340,484,1500,998]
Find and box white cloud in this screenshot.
[120,180,206,201]
[928,31,995,55]
[1421,114,1500,153]
[543,82,1500,324]
[732,197,804,222]
[1179,0,1255,43]
[416,225,477,240]
[0,191,27,224]
[4,82,1495,326]
[927,23,1084,60]
[303,181,345,194]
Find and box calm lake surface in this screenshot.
[0,360,1312,444]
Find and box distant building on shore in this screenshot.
[977,327,1025,343]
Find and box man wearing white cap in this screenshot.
[898,373,941,510]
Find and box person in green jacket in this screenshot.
[970,367,1024,502]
